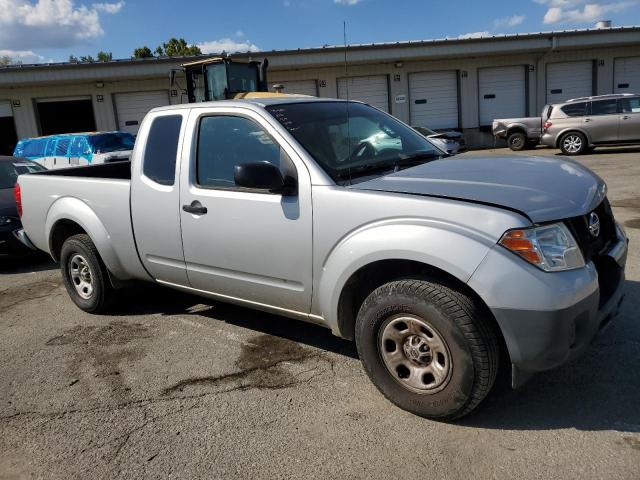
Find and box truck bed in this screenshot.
[18,161,149,281]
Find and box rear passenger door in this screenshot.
[130,110,190,286]
[618,97,640,142]
[584,99,620,143]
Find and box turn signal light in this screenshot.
[499,230,541,264]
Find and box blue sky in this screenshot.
[1,0,639,64]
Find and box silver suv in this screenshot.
[541,93,640,155]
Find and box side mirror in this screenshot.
[234,161,296,195]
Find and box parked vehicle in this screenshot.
[16,98,628,420]
[541,93,640,155]
[412,126,467,154]
[492,115,542,151]
[0,156,45,257]
[13,131,135,169]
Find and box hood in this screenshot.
[349,155,606,223]
[428,131,463,140]
[0,187,17,217]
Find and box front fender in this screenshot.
[46,196,128,279]
[317,219,497,335]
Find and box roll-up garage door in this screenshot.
[409,70,459,129]
[0,101,17,155]
[36,96,96,136]
[614,57,640,93]
[115,91,170,135]
[546,61,593,103]
[478,66,526,126]
[278,80,318,96]
[337,75,389,112]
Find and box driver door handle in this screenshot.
[182,201,208,215]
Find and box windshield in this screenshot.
[0,160,45,189]
[266,102,444,184]
[88,133,135,154]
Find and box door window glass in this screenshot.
[620,97,640,113]
[143,115,183,186]
[561,102,588,117]
[590,100,618,116]
[197,116,281,189]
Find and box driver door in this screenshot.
[178,107,313,314]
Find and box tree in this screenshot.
[155,37,201,57]
[68,55,78,63]
[0,55,22,66]
[133,46,153,58]
[80,55,95,62]
[97,51,112,62]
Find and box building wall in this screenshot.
[1,42,639,147]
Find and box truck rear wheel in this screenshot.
[60,234,114,313]
[355,279,499,420]
[507,132,527,151]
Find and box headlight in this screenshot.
[499,222,585,272]
[0,216,16,226]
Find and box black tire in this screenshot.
[355,278,499,420]
[507,132,527,151]
[559,131,587,155]
[60,234,114,313]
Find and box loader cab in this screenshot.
[182,57,268,102]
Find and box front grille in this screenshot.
[565,197,620,307]
[565,197,616,263]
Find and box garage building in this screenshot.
[1,24,639,153]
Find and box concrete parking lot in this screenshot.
[1,147,639,480]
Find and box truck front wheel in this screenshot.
[355,279,499,420]
[60,234,114,313]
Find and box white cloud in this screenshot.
[197,38,260,54]
[235,30,244,37]
[0,48,44,63]
[537,0,638,24]
[494,14,526,27]
[0,0,124,50]
[92,1,124,14]
[458,31,491,39]
[334,0,363,5]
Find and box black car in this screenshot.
[0,156,45,257]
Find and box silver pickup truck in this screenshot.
[16,98,628,420]
[492,115,543,151]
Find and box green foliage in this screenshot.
[133,46,153,58]
[80,55,95,62]
[97,51,113,62]
[68,55,78,63]
[154,37,202,57]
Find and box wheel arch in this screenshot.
[46,197,128,279]
[555,128,592,148]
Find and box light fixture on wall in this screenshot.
[96,81,104,88]
[394,62,403,68]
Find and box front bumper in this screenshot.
[468,225,628,387]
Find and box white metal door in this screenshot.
[279,80,318,96]
[0,101,12,117]
[614,57,640,93]
[478,66,526,126]
[409,70,458,129]
[546,61,593,103]
[337,75,389,112]
[115,91,170,135]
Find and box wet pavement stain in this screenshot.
[617,436,640,451]
[624,218,640,230]
[162,334,327,396]
[46,321,154,400]
[0,279,63,313]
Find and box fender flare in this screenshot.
[45,196,128,279]
[316,220,496,335]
